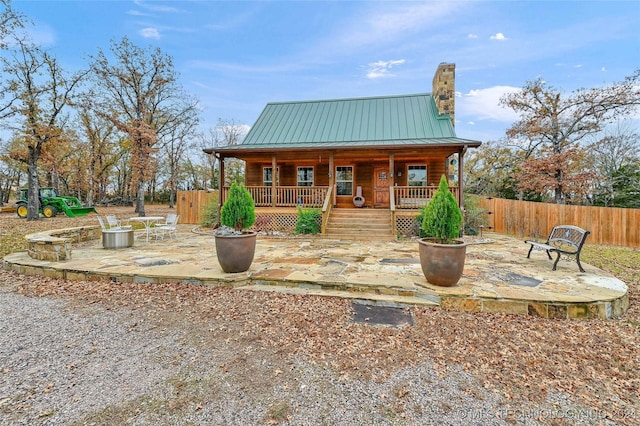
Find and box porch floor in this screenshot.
[3,228,628,320]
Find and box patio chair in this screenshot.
[97,216,107,230]
[153,214,179,240]
[105,214,132,230]
[154,213,177,227]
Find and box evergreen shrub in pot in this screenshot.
[418,175,467,287]
[214,183,257,273]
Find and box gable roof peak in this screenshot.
[266,92,433,107]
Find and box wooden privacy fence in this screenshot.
[478,197,640,248]
[176,190,218,225]
[177,191,640,247]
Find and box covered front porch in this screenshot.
[213,146,470,236]
[217,146,468,209]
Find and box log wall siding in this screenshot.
[428,160,447,186]
[316,163,330,186]
[241,157,454,208]
[356,163,373,208]
[246,163,262,186]
[246,161,331,187]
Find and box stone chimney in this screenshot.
[432,62,455,126]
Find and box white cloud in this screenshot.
[468,34,478,39]
[318,2,459,55]
[368,3,456,34]
[458,86,521,122]
[126,10,148,17]
[366,59,406,79]
[17,22,56,47]
[133,0,184,14]
[139,27,160,39]
[188,60,306,74]
[489,32,508,41]
[601,67,607,72]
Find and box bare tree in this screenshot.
[197,118,249,189]
[0,137,24,204]
[89,36,199,216]
[75,107,120,206]
[181,156,210,190]
[464,139,525,199]
[0,0,24,206]
[159,113,199,208]
[196,126,223,189]
[0,39,86,219]
[588,121,640,206]
[500,71,640,203]
[0,0,25,50]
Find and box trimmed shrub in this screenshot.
[295,206,321,234]
[421,175,463,243]
[220,183,256,231]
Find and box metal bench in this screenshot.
[525,225,590,272]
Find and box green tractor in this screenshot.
[16,187,97,218]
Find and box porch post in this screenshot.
[219,154,225,213]
[458,147,466,209]
[329,152,335,206]
[388,153,395,187]
[271,155,277,207]
[389,153,396,235]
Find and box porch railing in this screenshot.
[222,186,329,208]
[321,185,334,234]
[393,185,460,209]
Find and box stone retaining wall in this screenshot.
[25,226,101,261]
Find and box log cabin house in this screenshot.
[204,63,481,238]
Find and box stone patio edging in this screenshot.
[2,251,628,320]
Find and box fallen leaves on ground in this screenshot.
[8,272,639,421]
[1,207,639,424]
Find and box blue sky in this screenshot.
[11,0,640,142]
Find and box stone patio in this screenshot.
[2,227,629,320]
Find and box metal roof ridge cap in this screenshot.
[264,93,433,106]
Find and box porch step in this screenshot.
[325,208,394,239]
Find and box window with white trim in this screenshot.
[297,167,314,187]
[336,166,353,196]
[263,167,279,186]
[407,165,427,187]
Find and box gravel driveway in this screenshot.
[2,271,625,426]
[0,277,493,426]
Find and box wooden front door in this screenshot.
[373,167,390,207]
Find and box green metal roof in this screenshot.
[213,93,481,153]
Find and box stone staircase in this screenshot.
[324,208,394,239]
